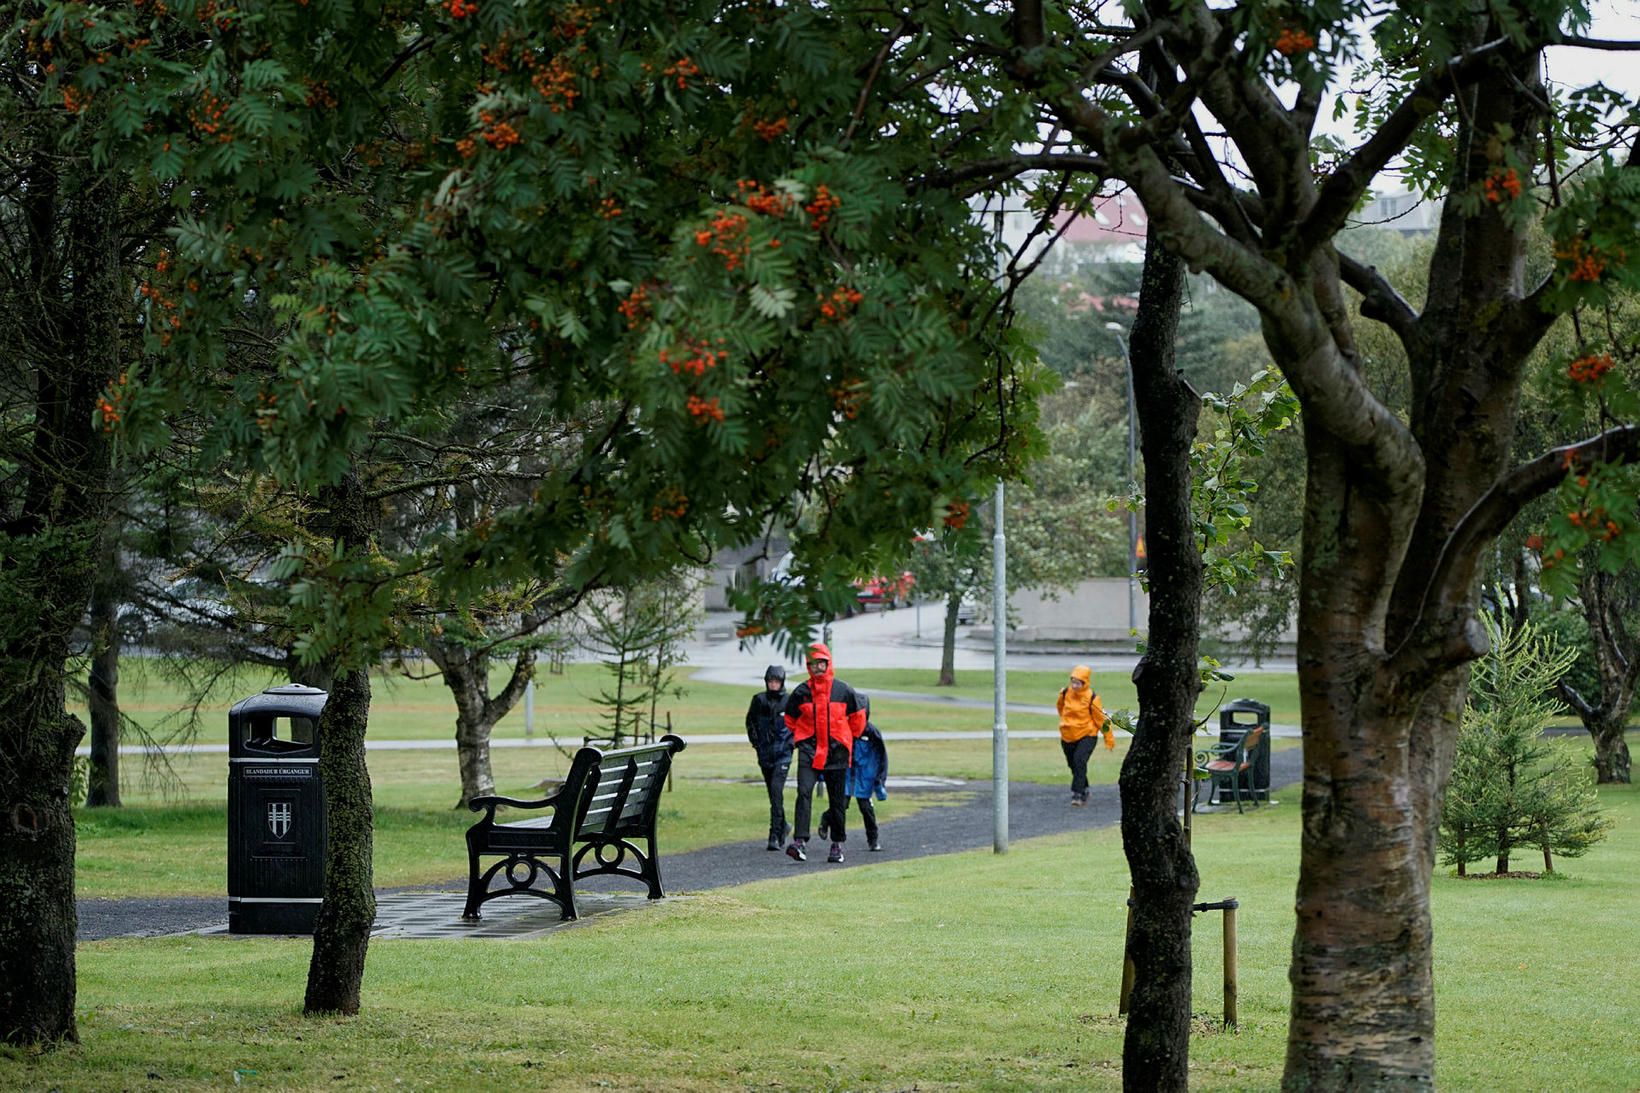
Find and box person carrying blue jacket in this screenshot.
[842,696,888,852]
[744,665,792,850]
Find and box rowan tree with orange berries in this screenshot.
[7,1,1640,1088]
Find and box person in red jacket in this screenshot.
[783,641,867,863]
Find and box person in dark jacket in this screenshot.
[783,641,866,864]
[842,697,888,852]
[745,665,792,850]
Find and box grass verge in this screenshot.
[33,780,1638,1091]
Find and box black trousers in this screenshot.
[794,762,849,842]
[843,795,879,842]
[760,762,789,839]
[1062,737,1095,798]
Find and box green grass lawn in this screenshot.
[74,660,1287,899]
[70,655,1314,747]
[847,666,1305,725]
[31,780,1639,1090]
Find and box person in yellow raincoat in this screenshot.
[1057,665,1113,806]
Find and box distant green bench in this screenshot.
[461,735,686,921]
[1195,726,1268,813]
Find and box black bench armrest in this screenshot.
[467,789,562,821]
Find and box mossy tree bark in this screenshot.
[302,470,381,1016]
[0,161,121,1046]
[86,537,124,808]
[1117,231,1199,1092]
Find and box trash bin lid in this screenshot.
[229,685,329,721]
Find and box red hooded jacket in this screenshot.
[782,642,867,770]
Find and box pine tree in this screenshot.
[1441,614,1610,875]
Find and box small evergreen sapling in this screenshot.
[1439,615,1611,876]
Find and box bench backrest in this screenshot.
[564,734,685,841]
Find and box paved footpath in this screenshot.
[77,747,1301,942]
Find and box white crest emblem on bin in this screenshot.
[267,801,293,839]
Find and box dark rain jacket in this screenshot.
[745,689,792,767]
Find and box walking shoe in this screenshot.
[868,837,882,852]
[817,818,830,841]
[786,840,807,862]
[1071,795,1087,808]
[826,842,845,864]
[766,837,781,851]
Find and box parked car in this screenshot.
[854,572,915,609]
[955,592,979,625]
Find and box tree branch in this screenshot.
[1394,425,1640,674]
[1299,37,1519,255]
[924,153,1110,192]
[1337,250,1421,347]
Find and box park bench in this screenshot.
[1194,725,1267,814]
[462,734,686,922]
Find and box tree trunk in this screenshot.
[302,665,374,1015]
[1118,231,1199,1091]
[86,552,122,808]
[1541,845,1552,873]
[1572,568,1636,785]
[1589,718,1632,785]
[938,592,959,687]
[302,470,380,1016]
[427,641,535,811]
[0,163,120,1048]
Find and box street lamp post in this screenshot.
[1106,322,1138,634]
[992,477,1008,854]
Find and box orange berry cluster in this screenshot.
[1525,533,1544,551]
[650,487,688,522]
[1567,506,1623,541]
[96,373,129,432]
[737,179,790,217]
[480,37,513,72]
[1555,237,1611,283]
[445,0,478,18]
[190,91,235,142]
[1483,167,1522,203]
[554,4,596,39]
[599,195,622,218]
[752,116,788,141]
[532,55,579,113]
[659,338,728,377]
[138,279,182,332]
[1273,27,1316,55]
[62,85,90,113]
[734,623,766,638]
[694,211,749,270]
[818,286,863,321]
[617,283,651,329]
[456,135,477,158]
[804,184,840,227]
[942,500,970,530]
[1567,353,1615,384]
[255,389,279,431]
[686,394,726,423]
[479,113,521,149]
[303,80,338,110]
[831,384,864,420]
[663,56,700,90]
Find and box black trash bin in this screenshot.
[228,684,328,934]
[1211,698,1272,804]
